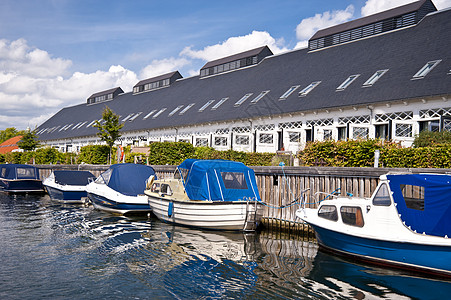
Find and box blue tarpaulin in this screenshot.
[53,170,95,186]
[177,159,260,202]
[100,163,156,196]
[388,174,451,238]
[0,164,40,180]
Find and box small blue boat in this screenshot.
[0,164,44,193]
[43,170,96,203]
[296,173,451,277]
[86,163,156,214]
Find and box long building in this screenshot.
[36,0,451,154]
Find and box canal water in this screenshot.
[1,193,450,299]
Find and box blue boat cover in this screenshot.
[0,164,40,180]
[177,159,261,202]
[99,163,156,196]
[53,170,96,186]
[388,174,451,238]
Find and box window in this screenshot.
[195,138,209,147]
[214,136,228,146]
[199,100,215,112]
[324,129,332,140]
[372,183,391,206]
[412,60,441,79]
[299,81,321,97]
[96,169,112,185]
[129,112,142,121]
[251,90,270,104]
[169,105,184,116]
[259,133,273,144]
[211,97,228,110]
[395,123,412,137]
[340,206,364,227]
[235,135,249,145]
[400,184,425,211]
[152,108,167,119]
[86,120,97,128]
[179,103,195,115]
[221,172,248,189]
[337,74,360,90]
[143,110,157,119]
[122,113,134,122]
[279,85,300,100]
[318,205,338,221]
[288,132,301,143]
[160,184,173,196]
[16,167,36,179]
[352,127,369,139]
[234,93,253,106]
[363,69,388,86]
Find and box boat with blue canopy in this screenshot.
[86,163,156,214]
[43,170,96,203]
[144,159,263,231]
[296,173,451,277]
[0,164,44,193]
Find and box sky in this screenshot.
[0,0,450,131]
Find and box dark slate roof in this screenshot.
[201,46,273,69]
[37,8,451,141]
[134,71,182,87]
[88,87,124,99]
[310,0,434,40]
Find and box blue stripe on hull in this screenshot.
[46,186,87,202]
[88,192,151,213]
[0,179,44,193]
[311,224,451,276]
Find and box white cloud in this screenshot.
[0,39,138,130]
[139,57,190,79]
[434,0,451,9]
[180,31,288,62]
[294,5,355,49]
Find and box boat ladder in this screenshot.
[244,200,259,231]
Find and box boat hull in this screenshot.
[0,179,44,193]
[148,196,263,231]
[88,192,151,214]
[45,185,88,204]
[310,224,451,276]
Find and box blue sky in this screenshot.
[0,0,450,130]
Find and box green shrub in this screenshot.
[0,153,4,163]
[413,130,451,148]
[78,145,110,164]
[148,142,196,165]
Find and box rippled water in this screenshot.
[1,192,451,299]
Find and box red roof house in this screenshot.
[0,136,22,154]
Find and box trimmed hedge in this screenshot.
[77,145,109,164]
[299,139,451,168]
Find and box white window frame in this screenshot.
[234,93,253,107]
[279,86,300,100]
[211,97,228,110]
[412,60,441,79]
[168,105,184,116]
[152,108,167,119]
[199,100,215,112]
[179,103,195,115]
[299,81,321,97]
[337,74,360,91]
[363,69,388,87]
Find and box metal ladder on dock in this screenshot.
[243,201,258,231]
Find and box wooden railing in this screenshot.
[36,164,451,231]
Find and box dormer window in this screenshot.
[87,87,123,105]
[133,71,182,94]
[337,75,360,91]
[412,60,441,79]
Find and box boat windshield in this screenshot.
[16,167,37,179]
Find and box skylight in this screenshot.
[251,90,270,104]
[279,85,300,100]
[363,70,388,86]
[143,110,157,119]
[211,97,228,110]
[337,74,360,90]
[412,60,441,79]
[86,120,97,128]
[152,108,167,119]
[199,100,215,112]
[169,105,184,116]
[128,112,142,121]
[122,113,134,122]
[179,103,195,115]
[299,81,321,97]
[234,93,253,107]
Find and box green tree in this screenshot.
[93,106,124,164]
[413,130,451,148]
[0,127,26,144]
[18,128,39,151]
